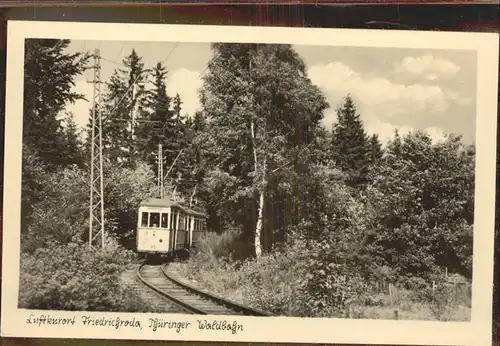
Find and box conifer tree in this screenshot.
[330,94,370,187]
[368,133,384,164]
[168,93,192,194]
[60,112,84,167]
[96,49,148,166]
[136,62,176,180]
[386,129,403,160]
[22,39,88,230]
[192,110,207,133]
[23,39,88,168]
[172,93,184,124]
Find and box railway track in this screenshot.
[136,261,272,316]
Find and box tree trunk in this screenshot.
[254,160,266,258]
[251,117,263,258]
[255,189,264,258]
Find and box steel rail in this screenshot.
[136,261,207,315]
[161,264,273,316]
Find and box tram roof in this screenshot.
[140,198,206,217]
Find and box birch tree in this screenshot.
[199,43,328,257]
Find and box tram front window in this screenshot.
[149,212,160,228]
[141,212,148,227]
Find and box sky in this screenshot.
[64,40,477,144]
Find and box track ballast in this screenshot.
[136,261,272,316]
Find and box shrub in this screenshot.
[188,228,241,269]
[21,154,158,254]
[181,229,471,320]
[18,238,152,312]
[180,230,311,316]
[237,241,310,315]
[21,165,88,254]
[415,274,471,320]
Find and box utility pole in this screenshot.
[131,81,140,141]
[158,143,164,199]
[88,49,106,250]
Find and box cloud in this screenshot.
[424,126,446,143]
[307,61,472,146]
[364,120,413,145]
[363,122,446,146]
[395,55,460,80]
[166,68,202,117]
[308,61,453,118]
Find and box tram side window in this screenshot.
[179,215,184,230]
[172,213,177,231]
[161,213,168,228]
[149,212,160,228]
[141,212,148,227]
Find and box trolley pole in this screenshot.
[88,48,106,250]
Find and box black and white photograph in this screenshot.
[2,21,498,345]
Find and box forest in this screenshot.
[19,39,474,320]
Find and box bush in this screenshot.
[181,229,471,320]
[192,228,241,263]
[21,165,88,254]
[18,238,152,312]
[237,241,310,315]
[21,153,158,254]
[414,274,471,320]
[180,231,310,315]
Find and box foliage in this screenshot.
[23,39,89,168]
[185,228,241,279]
[21,164,88,254]
[93,49,148,166]
[364,132,475,279]
[182,231,470,320]
[368,134,384,165]
[19,239,152,312]
[21,145,157,253]
[136,62,175,169]
[330,94,371,187]
[182,231,310,315]
[22,39,89,226]
[102,160,158,249]
[199,43,329,255]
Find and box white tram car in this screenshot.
[136,197,207,255]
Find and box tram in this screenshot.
[136,197,207,255]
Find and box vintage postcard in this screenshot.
[1,20,498,345]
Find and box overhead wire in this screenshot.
[106,42,180,116]
[100,56,126,67]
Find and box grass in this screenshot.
[176,231,472,320]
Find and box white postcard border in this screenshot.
[2,20,499,346]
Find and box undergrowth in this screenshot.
[177,230,471,320]
[19,237,154,312]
